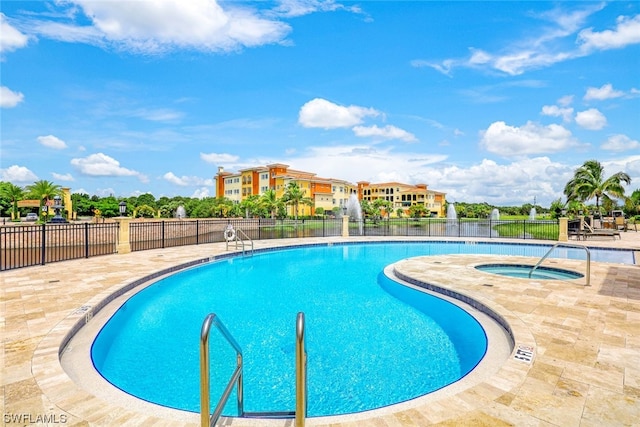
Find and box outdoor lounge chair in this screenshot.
[568,219,583,240]
[615,216,628,231]
[583,222,621,240]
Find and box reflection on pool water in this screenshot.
[90,241,633,417]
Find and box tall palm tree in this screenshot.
[281,181,313,221]
[0,182,24,220]
[564,160,631,216]
[25,180,61,219]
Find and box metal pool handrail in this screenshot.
[529,242,590,286]
[296,312,307,427]
[200,313,244,427]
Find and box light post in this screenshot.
[119,201,127,217]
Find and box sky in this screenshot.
[1,0,639,207]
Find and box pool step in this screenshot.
[244,411,295,418]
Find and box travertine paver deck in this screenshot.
[2,234,639,426]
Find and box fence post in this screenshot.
[84,222,89,257]
[40,224,47,265]
[115,218,132,254]
[558,217,568,242]
[342,216,349,237]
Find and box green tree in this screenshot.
[372,198,392,219]
[0,182,24,220]
[408,204,428,218]
[259,189,281,219]
[209,197,233,218]
[239,195,261,218]
[360,199,374,218]
[136,193,156,209]
[564,160,631,217]
[281,182,313,221]
[71,193,93,216]
[395,207,404,218]
[135,204,156,218]
[25,180,61,220]
[549,198,564,219]
[93,196,120,217]
[626,189,640,218]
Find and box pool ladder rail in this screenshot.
[200,312,307,427]
[225,226,254,256]
[529,242,590,286]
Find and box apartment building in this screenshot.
[215,164,356,216]
[357,181,446,217]
[215,164,446,217]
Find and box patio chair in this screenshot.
[583,222,621,240]
[614,216,628,231]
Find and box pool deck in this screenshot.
[2,232,639,426]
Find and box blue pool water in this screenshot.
[91,241,633,417]
[475,264,584,280]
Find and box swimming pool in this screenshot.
[89,241,634,418]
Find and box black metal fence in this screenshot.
[1,222,119,271]
[1,217,558,272]
[357,218,559,240]
[129,218,344,251]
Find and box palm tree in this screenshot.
[0,182,24,220]
[239,195,260,218]
[372,198,392,219]
[259,188,281,219]
[281,181,313,221]
[25,180,61,219]
[564,160,631,217]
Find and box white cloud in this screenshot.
[413,7,640,76]
[578,14,640,51]
[191,187,210,199]
[352,125,417,142]
[601,134,640,152]
[426,157,572,205]
[0,165,38,183]
[298,98,380,129]
[557,95,574,106]
[272,0,362,18]
[31,0,291,54]
[163,172,214,186]
[584,83,625,100]
[52,172,74,181]
[480,121,578,156]
[575,108,607,130]
[0,13,29,54]
[492,50,573,76]
[279,144,572,206]
[278,143,447,185]
[0,86,24,108]
[37,135,68,149]
[129,108,184,122]
[70,153,143,178]
[541,105,574,122]
[200,152,239,164]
